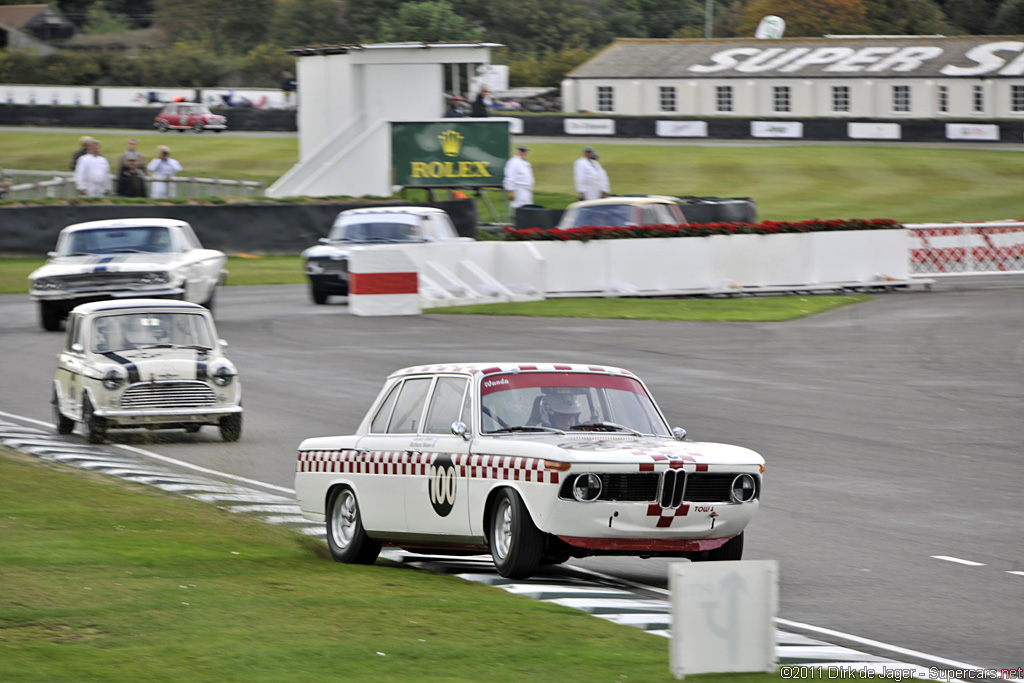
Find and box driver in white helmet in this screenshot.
[540,393,583,431]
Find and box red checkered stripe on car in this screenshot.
[296,450,559,484]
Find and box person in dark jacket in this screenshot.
[116,154,147,197]
[471,87,489,117]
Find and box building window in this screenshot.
[938,85,949,113]
[892,85,911,113]
[715,85,733,113]
[773,86,791,113]
[1012,85,1024,113]
[597,86,613,112]
[659,86,677,112]
[832,86,850,113]
[973,84,984,113]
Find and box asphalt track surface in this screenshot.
[1,274,1021,671]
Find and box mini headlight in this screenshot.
[572,473,603,502]
[211,363,235,386]
[730,473,758,503]
[102,367,126,390]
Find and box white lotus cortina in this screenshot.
[52,299,242,444]
[295,363,764,579]
[29,218,227,331]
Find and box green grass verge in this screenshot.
[4,130,1024,222]
[426,296,872,322]
[0,448,785,682]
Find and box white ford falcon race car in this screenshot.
[52,299,242,444]
[296,363,764,579]
[29,218,227,331]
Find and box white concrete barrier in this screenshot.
[348,246,421,317]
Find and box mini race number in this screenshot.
[428,454,457,516]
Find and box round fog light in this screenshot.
[572,473,603,502]
[730,473,757,503]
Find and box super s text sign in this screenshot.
[392,121,509,188]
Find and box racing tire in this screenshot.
[193,122,204,133]
[185,424,201,434]
[53,390,74,435]
[690,532,744,562]
[325,487,381,564]
[310,287,329,305]
[82,398,106,444]
[219,413,242,442]
[40,301,62,331]
[489,488,544,579]
[157,121,169,133]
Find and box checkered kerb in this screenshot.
[297,450,561,484]
[910,225,1024,274]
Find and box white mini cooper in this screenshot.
[295,363,764,579]
[52,299,243,443]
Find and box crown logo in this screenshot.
[438,130,464,157]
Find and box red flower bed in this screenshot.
[502,219,903,242]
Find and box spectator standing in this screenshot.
[74,140,111,197]
[471,87,489,117]
[281,70,297,107]
[503,145,534,212]
[116,155,147,197]
[573,146,610,201]
[117,137,145,174]
[70,135,94,171]
[147,145,182,199]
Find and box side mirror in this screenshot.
[672,427,687,441]
[218,339,229,350]
[71,343,84,354]
[451,421,468,440]
[318,237,331,245]
[47,251,58,258]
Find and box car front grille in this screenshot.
[558,470,756,504]
[121,381,216,409]
[56,274,152,290]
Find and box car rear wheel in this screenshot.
[40,301,62,331]
[310,287,329,305]
[690,532,744,562]
[82,398,106,444]
[53,389,74,435]
[157,121,168,132]
[489,488,544,579]
[219,412,242,442]
[326,487,381,564]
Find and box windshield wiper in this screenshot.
[485,425,565,435]
[569,422,643,436]
[108,248,148,253]
[176,344,212,351]
[137,343,173,349]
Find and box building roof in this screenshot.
[0,4,71,29]
[568,36,1024,80]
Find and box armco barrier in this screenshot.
[906,221,1024,275]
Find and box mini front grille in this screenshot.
[121,381,216,409]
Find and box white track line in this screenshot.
[932,556,986,567]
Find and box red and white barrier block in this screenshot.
[348,246,421,316]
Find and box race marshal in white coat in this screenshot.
[573,146,610,201]
[503,145,534,210]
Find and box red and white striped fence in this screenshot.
[906,221,1024,276]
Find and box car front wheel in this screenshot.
[193,122,204,133]
[40,301,62,331]
[489,488,544,579]
[219,412,242,442]
[157,121,168,132]
[310,287,329,305]
[326,487,381,564]
[689,532,744,562]
[53,389,74,435]
[82,398,106,444]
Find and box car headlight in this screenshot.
[102,367,127,390]
[211,362,236,386]
[730,473,758,503]
[140,271,169,285]
[33,277,60,290]
[571,473,603,502]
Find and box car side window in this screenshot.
[370,383,400,433]
[64,315,78,351]
[423,377,469,434]
[387,377,432,434]
[641,205,665,225]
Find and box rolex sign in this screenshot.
[392,121,509,188]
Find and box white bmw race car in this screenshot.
[295,363,764,579]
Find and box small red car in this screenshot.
[154,103,227,134]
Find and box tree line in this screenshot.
[0,0,1022,89]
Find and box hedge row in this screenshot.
[502,218,903,242]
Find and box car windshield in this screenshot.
[91,312,215,353]
[479,372,671,436]
[330,219,422,242]
[566,204,636,228]
[58,227,174,255]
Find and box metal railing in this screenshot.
[0,169,265,200]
